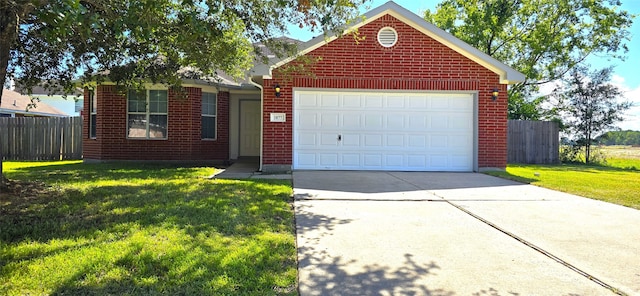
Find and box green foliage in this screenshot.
[559,144,607,164]
[424,0,634,120]
[553,66,631,163]
[2,0,366,93]
[0,0,367,184]
[0,161,296,295]
[597,130,640,145]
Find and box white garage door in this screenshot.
[293,90,475,171]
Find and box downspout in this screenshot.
[248,77,264,172]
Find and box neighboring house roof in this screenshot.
[254,1,526,84]
[14,85,83,96]
[1,89,68,117]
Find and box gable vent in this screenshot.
[377,27,398,47]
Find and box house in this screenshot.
[1,89,68,117]
[83,1,525,172]
[14,86,84,117]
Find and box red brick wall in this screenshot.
[83,85,229,161]
[264,14,508,169]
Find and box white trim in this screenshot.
[201,92,218,140]
[248,77,264,172]
[377,27,398,47]
[126,89,168,140]
[89,89,97,139]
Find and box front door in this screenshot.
[240,100,261,156]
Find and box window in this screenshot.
[201,92,217,139]
[89,90,97,138]
[127,89,168,139]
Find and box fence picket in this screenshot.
[507,120,559,164]
[0,117,83,161]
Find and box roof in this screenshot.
[254,1,526,84]
[1,89,68,117]
[14,85,83,96]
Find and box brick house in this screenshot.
[83,1,524,172]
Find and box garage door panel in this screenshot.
[320,94,340,107]
[449,135,471,147]
[297,153,317,166]
[342,154,361,166]
[408,96,428,108]
[408,155,427,167]
[430,135,447,148]
[294,90,474,171]
[320,113,340,128]
[386,154,404,167]
[341,133,360,146]
[364,114,383,128]
[431,114,449,129]
[343,114,362,128]
[364,95,384,108]
[386,95,406,108]
[364,134,383,147]
[386,134,405,147]
[430,97,450,109]
[386,116,405,129]
[408,135,427,148]
[320,133,339,146]
[298,133,317,146]
[319,154,339,166]
[297,111,318,128]
[342,95,362,108]
[408,115,428,129]
[298,93,318,107]
[363,154,383,167]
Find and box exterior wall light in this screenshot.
[491,88,499,101]
[275,84,281,97]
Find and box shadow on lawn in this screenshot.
[1,163,296,295]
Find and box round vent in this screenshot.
[377,27,398,47]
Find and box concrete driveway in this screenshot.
[293,171,640,295]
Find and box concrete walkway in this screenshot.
[293,171,640,295]
[211,158,291,180]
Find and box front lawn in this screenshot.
[0,161,296,295]
[486,164,640,210]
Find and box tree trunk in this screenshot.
[0,7,19,193]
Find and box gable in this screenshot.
[262,1,524,84]
[284,14,497,83]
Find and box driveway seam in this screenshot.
[436,194,626,296]
[386,172,625,295]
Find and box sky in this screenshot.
[286,0,640,131]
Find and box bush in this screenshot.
[560,145,607,165]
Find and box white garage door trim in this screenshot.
[293,89,477,172]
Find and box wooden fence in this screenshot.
[507,120,559,164]
[0,117,83,161]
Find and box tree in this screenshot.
[0,0,367,190]
[553,66,631,163]
[424,0,634,120]
[597,130,640,145]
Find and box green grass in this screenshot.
[0,161,296,295]
[487,163,640,210]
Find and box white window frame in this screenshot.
[89,90,97,139]
[201,92,217,140]
[127,89,168,140]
